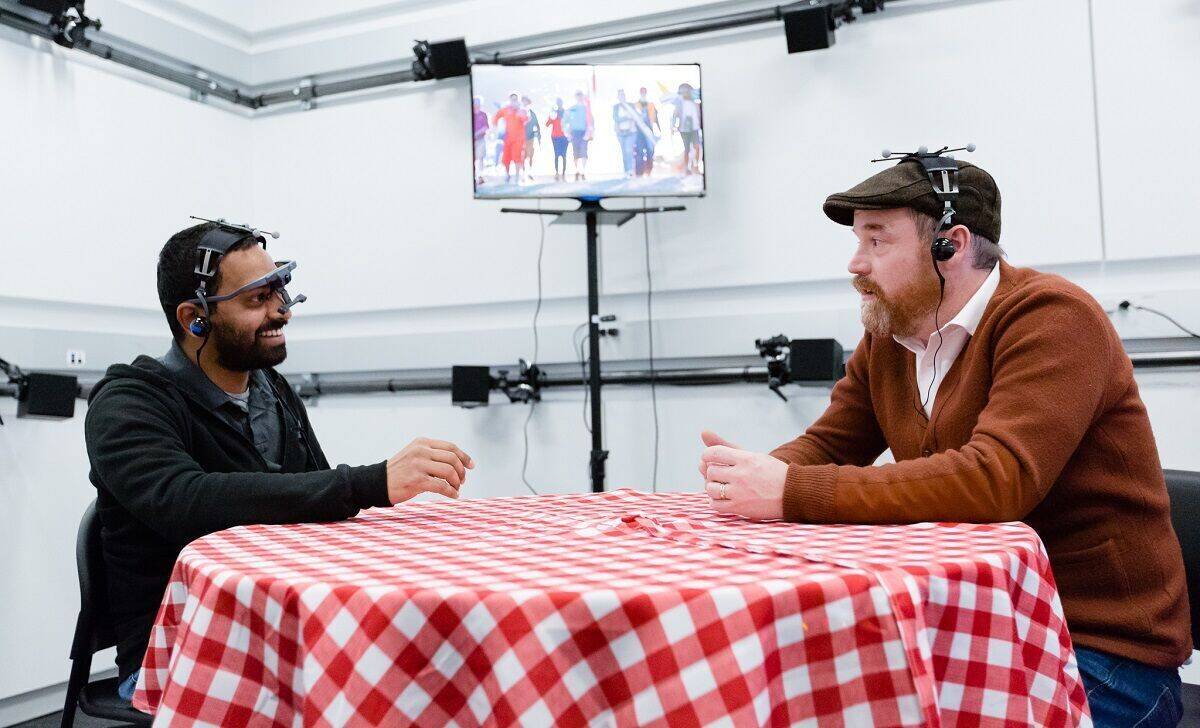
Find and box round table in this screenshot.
[134,489,1089,726]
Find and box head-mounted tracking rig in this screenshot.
[871,144,976,230]
[185,215,307,319]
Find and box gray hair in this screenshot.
[909,210,1004,270]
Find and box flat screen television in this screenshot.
[471,63,705,199]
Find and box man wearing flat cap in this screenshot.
[698,156,1190,725]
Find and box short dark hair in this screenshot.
[157,222,256,341]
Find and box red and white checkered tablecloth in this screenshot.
[133,489,1090,726]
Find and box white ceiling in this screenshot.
[146,0,433,38]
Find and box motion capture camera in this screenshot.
[497,359,543,404]
[0,356,77,424]
[755,335,793,401]
[783,1,884,55]
[411,38,470,81]
[18,0,101,48]
[452,365,493,408]
[451,359,545,407]
[17,372,78,420]
[754,335,790,358]
[754,336,846,402]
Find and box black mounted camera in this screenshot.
[497,359,543,404]
[754,336,845,401]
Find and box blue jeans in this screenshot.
[117,670,140,702]
[1075,647,1182,727]
[617,133,637,174]
[634,133,655,174]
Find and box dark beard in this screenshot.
[211,318,287,371]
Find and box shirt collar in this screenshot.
[160,341,268,413]
[952,262,1001,336]
[893,263,1000,352]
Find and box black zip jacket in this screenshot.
[84,355,390,680]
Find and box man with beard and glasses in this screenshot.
[697,159,1190,726]
[85,221,475,705]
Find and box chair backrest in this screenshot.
[1164,469,1200,650]
[70,499,117,660]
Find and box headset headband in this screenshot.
[186,215,303,319]
[913,155,959,230]
[194,225,259,281]
[872,144,975,231]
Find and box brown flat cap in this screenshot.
[823,159,1002,243]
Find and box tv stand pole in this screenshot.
[500,198,684,493]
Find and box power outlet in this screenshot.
[67,350,86,367]
[1097,297,1130,315]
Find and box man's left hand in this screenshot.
[698,431,788,521]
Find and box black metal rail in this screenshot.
[3,343,1196,402]
[1,1,887,110]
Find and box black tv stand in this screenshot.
[500,199,684,493]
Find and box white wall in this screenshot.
[0,26,254,712]
[1092,0,1200,261]
[244,0,1199,377]
[0,406,116,706]
[250,0,1104,319]
[0,33,253,312]
[2,0,1200,718]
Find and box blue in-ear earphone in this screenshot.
[189,317,210,337]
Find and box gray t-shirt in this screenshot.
[227,388,250,410]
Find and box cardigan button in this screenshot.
[922,448,933,456]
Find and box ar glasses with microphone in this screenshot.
[185,216,307,338]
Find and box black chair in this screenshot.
[1164,469,1200,723]
[60,499,152,727]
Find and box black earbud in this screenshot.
[921,232,955,417]
[931,237,956,263]
[189,317,210,337]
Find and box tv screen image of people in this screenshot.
[471,63,704,199]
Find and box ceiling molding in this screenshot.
[93,0,250,47]
[245,0,449,43]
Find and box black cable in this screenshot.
[520,205,545,496]
[261,373,321,467]
[921,275,946,414]
[1119,301,1200,339]
[642,198,659,492]
[571,322,588,357]
[195,332,211,370]
[579,333,592,433]
[520,405,537,495]
[531,201,545,364]
[574,325,592,433]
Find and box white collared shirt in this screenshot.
[894,264,1001,417]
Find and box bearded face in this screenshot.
[210,310,287,371]
[853,246,942,338]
